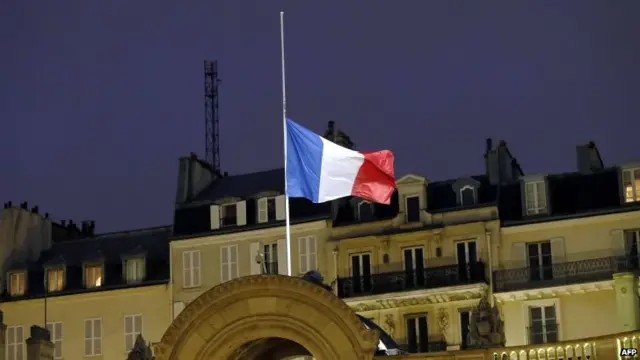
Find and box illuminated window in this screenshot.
[623,168,640,203]
[84,264,103,288]
[47,268,64,292]
[525,180,547,215]
[8,272,25,296]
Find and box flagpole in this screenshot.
[280,11,293,277]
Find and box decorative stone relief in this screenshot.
[467,296,504,348]
[127,334,154,360]
[437,308,449,342]
[382,314,396,338]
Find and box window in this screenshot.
[459,311,471,349]
[624,230,640,268]
[358,201,374,221]
[405,195,420,223]
[84,264,103,288]
[220,245,239,282]
[456,240,477,281]
[524,180,547,215]
[263,243,278,274]
[350,253,372,295]
[125,258,145,284]
[6,326,24,360]
[623,168,640,203]
[47,268,64,292]
[298,236,317,274]
[46,322,63,359]
[460,186,476,206]
[220,204,237,227]
[84,318,102,356]
[403,247,425,288]
[528,242,552,281]
[258,197,276,223]
[405,314,428,353]
[528,305,558,344]
[182,250,201,288]
[8,272,25,296]
[124,315,143,352]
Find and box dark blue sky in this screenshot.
[2,1,639,232]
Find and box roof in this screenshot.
[193,168,285,202]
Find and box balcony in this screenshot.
[526,323,559,345]
[337,262,486,299]
[493,255,640,293]
[398,340,447,354]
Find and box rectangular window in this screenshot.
[258,197,277,223]
[528,305,558,344]
[220,204,237,227]
[624,230,640,269]
[405,195,420,222]
[125,258,145,284]
[84,265,103,288]
[527,242,553,281]
[182,250,201,288]
[456,240,477,282]
[405,314,428,353]
[459,311,470,349]
[350,253,372,295]
[124,315,143,352]
[221,245,239,283]
[45,322,63,359]
[525,180,547,215]
[623,168,640,203]
[264,243,279,274]
[84,318,102,356]
[403,247,425,289]
[298,236,317,274]
[6,326,24,360]
[47,268,64,292]
[8,272,25,296]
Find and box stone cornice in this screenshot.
[493,280,614,303]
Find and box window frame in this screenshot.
[123,257,146,284]
[263,242,279,274]
[459,185,477,206]
[298,235,318,274]
[524,179,548,215]
[257,197,277,223]
[522,299,561,345]
[182,250,201,288]
[220,203,238,227]
[404,195,421,222]
[83,263,104,289]
[622,167,640,203]
[46,267,65,293]
[123,314,143,353]
[404,312,429,353]
[220,244,239,283]
[84,318,103,356]
[46,322,63,359]
[8,271,26,296]
[6,325,25,360]
[357,200,374,221]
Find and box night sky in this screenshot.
[2,1,639,232]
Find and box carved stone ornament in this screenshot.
[127,334,154,360]
[467,297,505,348]
[383,314,396,337]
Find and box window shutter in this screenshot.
[275,195,286,220]
[257,199,268,223]
[277,239,288,275]
[236,201,247,226]
[230,245,239,279]
[611,230,625,256]
[510,243,527,268]
[221,247,229,283]
[173,301,185,320]
[550,237,566,278]
[210,205,220,229]
[182,252,192,287]
[308,236,317,271]
[193,251,201,286]
[250,242,262,275]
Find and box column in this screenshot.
[613,272,640,332]
[26,325,54,360]
[331,247,339,296]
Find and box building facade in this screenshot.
[1,124,639,359]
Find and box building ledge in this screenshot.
[493,280,613,303]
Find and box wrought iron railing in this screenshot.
[337,262,486,298]
[493,255,640,292]
[398,340,447,353]
[527,323,560,345]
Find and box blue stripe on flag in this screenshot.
[286,118,324,202]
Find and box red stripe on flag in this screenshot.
[351,150,396,205]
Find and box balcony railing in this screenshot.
[493,255,640,292]
[527,323,559,345]
[337,262,486,298]
[398,340,447,354]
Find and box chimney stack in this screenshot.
[20,202,27,210]
[485,138,493,153]
[61,220,66,227]
[576,141,604,174]
[31,206,38,214]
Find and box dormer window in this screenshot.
[46,267,64,292]
[8,271,25,296]
[524,179,548,215]
[85,264,103,288]
[622,167,640,203]
[460,186,476,206]
[258,197,276,223]
[358,201,374,221]
[124,257,145,284]
[405,195,420,223]
[221,204,237,226]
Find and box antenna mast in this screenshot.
[204,60,221,173]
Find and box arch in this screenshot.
[154,275,380,360]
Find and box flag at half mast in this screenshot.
[286,118,396,204]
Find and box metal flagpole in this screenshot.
[280,11,293,276]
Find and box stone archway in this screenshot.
[154,275,380,360]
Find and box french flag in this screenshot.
[286,118,396,205]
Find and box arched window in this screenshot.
[358,201,374,221]
[460,186,476,206]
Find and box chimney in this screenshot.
[90,221,96,235]
[576,141,604,174]
[81,220,95,236]
[44,213,49,219]
[60,220,66,227]
[31,206,38,214]
[20,202,27,210]
[485,138,493,154]
[176,154,216,204]
[7,201,11,208]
